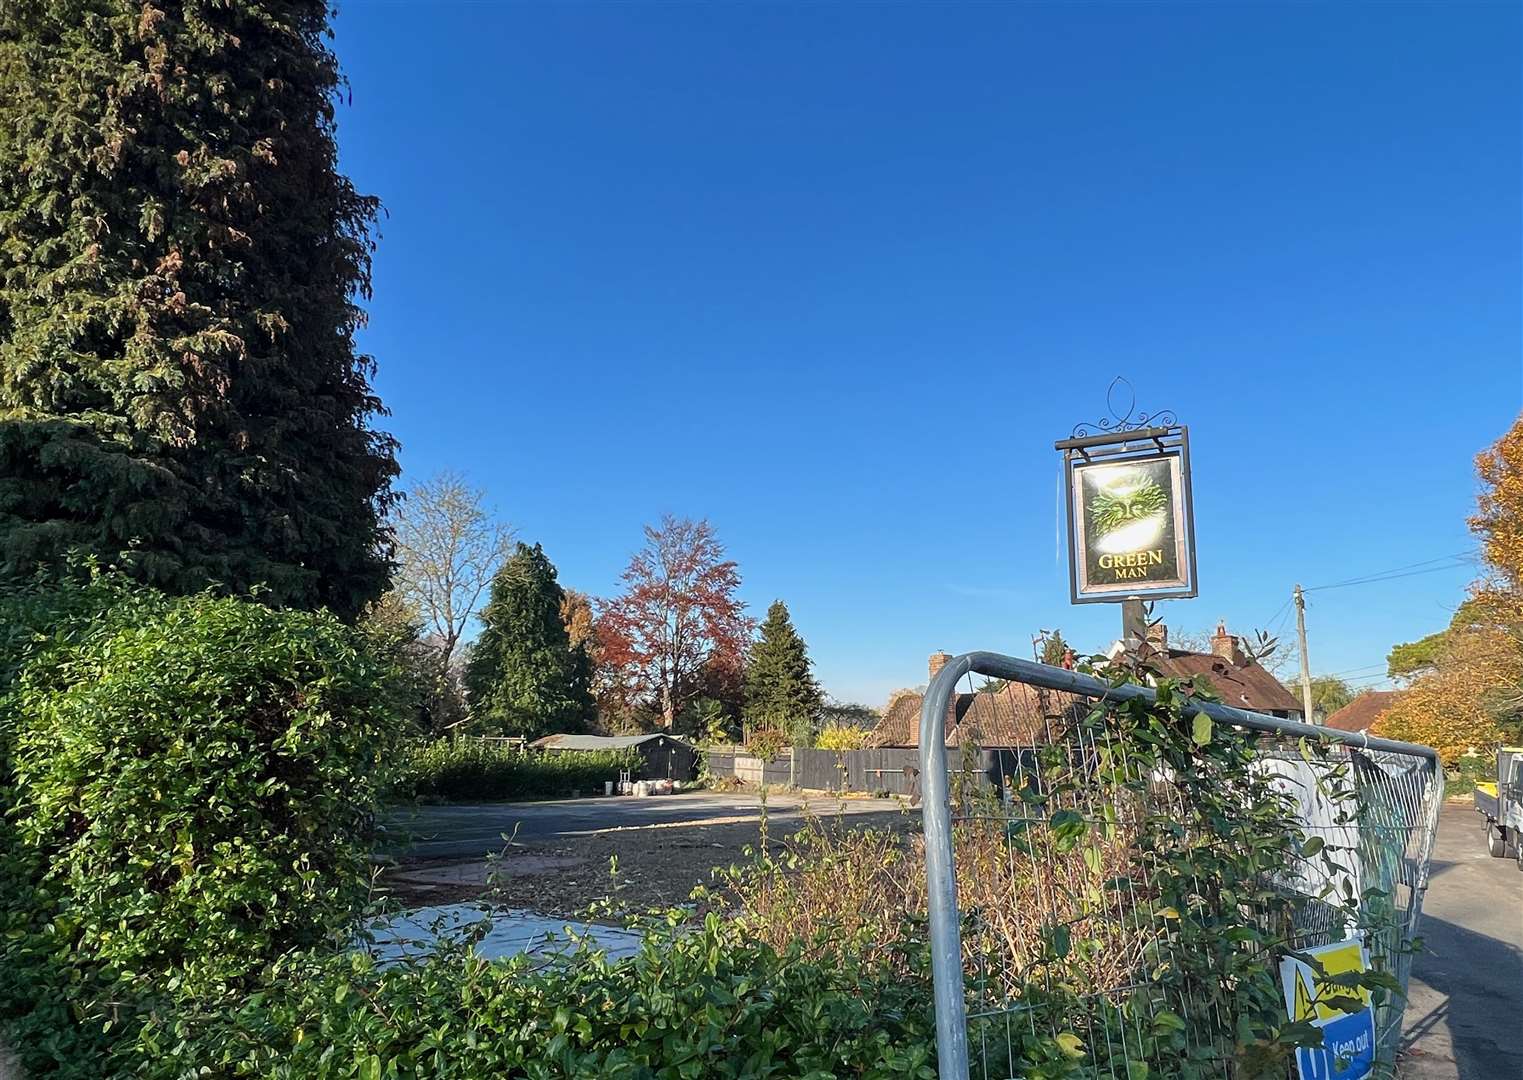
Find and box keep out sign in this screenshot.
[1279,938,1377,1080]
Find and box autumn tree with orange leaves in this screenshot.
[597,517,754,731]
[560,589,597,654]
[1473,417,1523,589]
[1375,415,1523,760]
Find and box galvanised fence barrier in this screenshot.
[704,746,1036,798]
[919,652,1443,1080]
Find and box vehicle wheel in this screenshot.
[1487,824,1508,858]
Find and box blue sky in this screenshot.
[331,2,1520,706]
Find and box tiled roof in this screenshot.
[868,678,1089,748]
[871,637,1303,749]
[1148,648,1305,716]
[1324,690,1402,733]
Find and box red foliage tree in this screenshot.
[597,516,753,730]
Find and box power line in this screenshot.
[1267,602,1296,646]
[1343,673,1397,687]
[1289,671,1394,689]
[1256,553,1469,710]
[1255,550,1469,652]
[1303,552,1473,594]
[1322,662,1388,678]
[1326,550,1473,583]
[1260,595,1293,634]
[1305,562,1472,593]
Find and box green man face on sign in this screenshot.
[1088,472,1169,555]
[1089,476,1168,537]
[1075,458,1184,590]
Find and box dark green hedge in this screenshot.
[398,738,640,802]
[133,915,938,1080]
[0,576,406,1077]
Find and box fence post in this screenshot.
[920,655,972,1080]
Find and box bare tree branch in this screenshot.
[391,471,515,671]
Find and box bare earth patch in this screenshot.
[380,811,915,918]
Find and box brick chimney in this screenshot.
[1211,622,1244,665]
[929,651,952,680]
[1146,623,1168,649]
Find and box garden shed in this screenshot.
[531,733,697,782]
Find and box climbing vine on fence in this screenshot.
[956,663,1408,1079]
[723,662,1411,1079]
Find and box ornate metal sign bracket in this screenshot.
[1069,376,1177,440]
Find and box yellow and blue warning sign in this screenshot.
[1279,938,1377,1080]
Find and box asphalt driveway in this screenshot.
[381,790,910,859]
[1401,801,1523,1079]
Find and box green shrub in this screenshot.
[1443,751,1496,795]
[132,915,938,1080]
[0,573,168,1075]
[397,738,640,802]
[745,728,788,761]
[0,577,406,1075]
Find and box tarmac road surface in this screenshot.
[1400,801,1523,1079]
[381,790,909,859]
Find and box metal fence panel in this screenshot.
[919,651,1444,1080]
[706,746,982,799]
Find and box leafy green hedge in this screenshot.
[0,576,406,1077]
[397,738,640,802]
[0,577,933,1079]
[1443,752,1494,796]
[133,915,937,1080]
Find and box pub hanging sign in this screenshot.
[1056,381,1198,604]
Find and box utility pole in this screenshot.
[1294,584,1316,723]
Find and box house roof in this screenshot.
[873,627,1302,749]
[1146,648,1305,716]
[1323,690,1402,733]
[531,733,689,751]
[868,678,1089,748]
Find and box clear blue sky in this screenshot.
[331,2,1520,707]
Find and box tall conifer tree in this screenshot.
[744,600,823,745]
[0,0,397,617]
[464,543,594,738]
